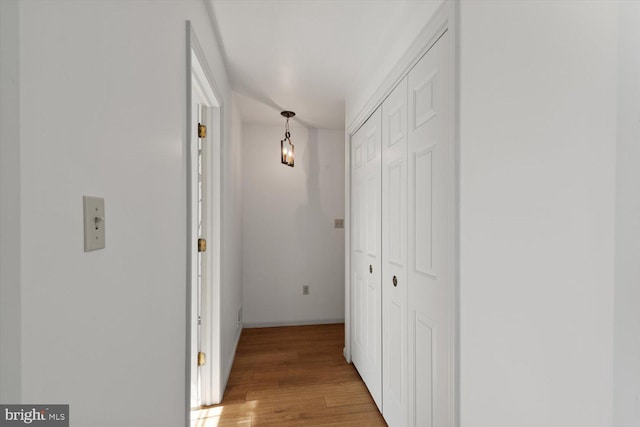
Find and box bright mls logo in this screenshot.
[0,405,68,427]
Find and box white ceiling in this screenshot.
[209,0,442,129]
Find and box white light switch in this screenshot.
[83,196,105,251]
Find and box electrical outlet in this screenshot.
[303,285,309,295]
[334,219,344,228]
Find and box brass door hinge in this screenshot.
[197,351,206,366]
[198,238,207,252]
[198,123,207,138]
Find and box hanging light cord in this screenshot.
[284,117,294,148]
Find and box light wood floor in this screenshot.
[192,323,387,426]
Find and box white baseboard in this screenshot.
[243,318,345,329]
[343,346,351,363]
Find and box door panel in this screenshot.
[415,313,434,427]
[351,107,382,410]
[408,30,453,427]
[382,77,408,427]
[355,271,364,346]
[388,161,403,263]
[414,149,434,276]
[367,176,379,256]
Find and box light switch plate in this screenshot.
[334,219,344,229]
[83,196,105,251]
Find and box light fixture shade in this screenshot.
[280,111,295,168]
[288,145,294,167]
[281,139,287,163]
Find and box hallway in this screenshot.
[192,324,385,426]
[2,1,638,426]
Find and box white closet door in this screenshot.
[407,30,453,427]
[382,77,409,427]
[351,106,383,410]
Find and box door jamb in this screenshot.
[186,20,224,423]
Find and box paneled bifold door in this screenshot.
[351,29,452,427]
[351,107,383,409]
[382,74,409,427]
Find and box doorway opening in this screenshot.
[187,21,223,417]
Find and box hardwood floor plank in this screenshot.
[192,323,387,427]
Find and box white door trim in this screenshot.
[186,20,224,424]
[343,2,460,425]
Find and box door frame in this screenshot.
[343,1,460,425]
[186,20,224,420]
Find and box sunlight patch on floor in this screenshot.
[191,401,257,427]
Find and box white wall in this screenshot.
[459,2,617,426]
[15,1,242,425]
[0,0,21,403]
[614,2,640,426]
[242,125,345,326]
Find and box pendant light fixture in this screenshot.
[280,111,295,167]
